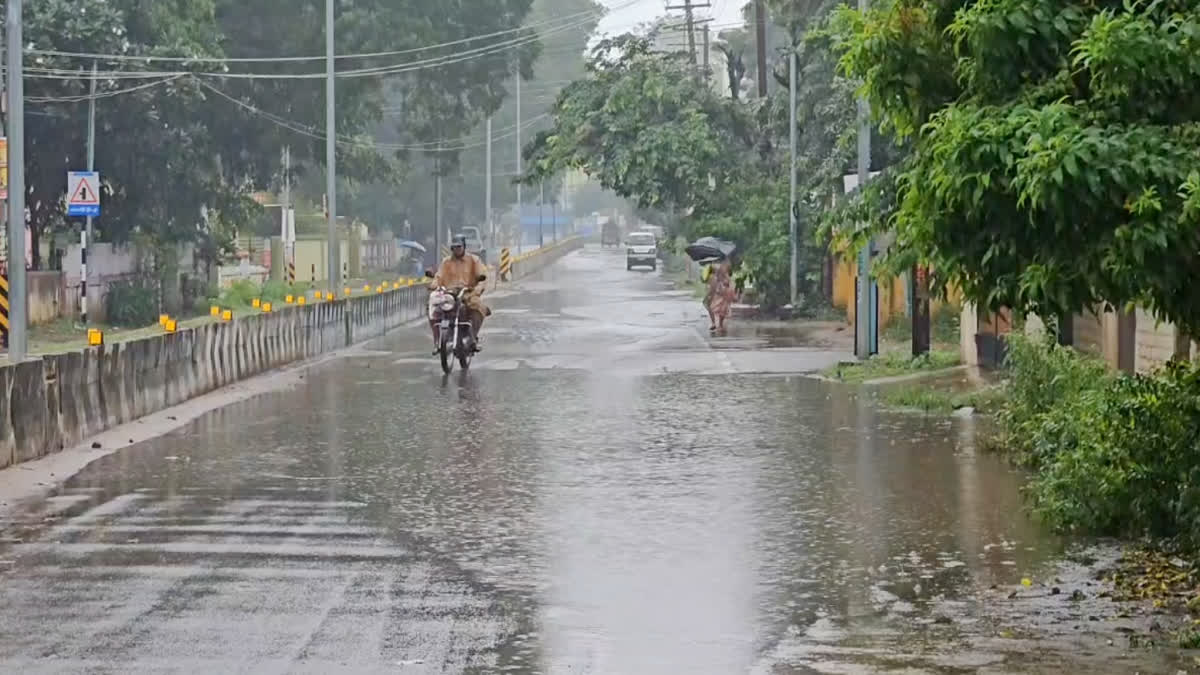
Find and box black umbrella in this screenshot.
[685,237,737,262]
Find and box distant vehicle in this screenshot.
[639,225,667,259]
[460,226,485,262]
[601,220,621,247]
[625,231,658,271]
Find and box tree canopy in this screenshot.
[10,0,536,265]
[832,0,1200,334]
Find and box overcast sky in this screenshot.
[596,0,747,39]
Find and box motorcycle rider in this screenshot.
[428,234,490,352]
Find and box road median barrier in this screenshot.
[0,237,580,471]
[504,237,584,283]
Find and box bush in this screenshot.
[105,278,158,327]
[213,280,297,310]
[1027,361,1200,546]
[998,335,1200,548]
[995,334,1110,465]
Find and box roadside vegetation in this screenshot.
[880,383,1005,414]
[823,349,960,383]
[992,335,1200,549]
[985,334,1200,636]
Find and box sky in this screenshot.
[596,0,748,40]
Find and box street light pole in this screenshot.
[325,0,338,290]
[6,0,27,360]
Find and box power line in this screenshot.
[196,77,549,152]
[25,0,649,66]
[25,74,184,103]
[13,11,600,83]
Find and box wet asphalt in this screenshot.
[0,245,1191,674]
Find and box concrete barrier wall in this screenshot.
[508,236,583,281]
[0,239,582,471]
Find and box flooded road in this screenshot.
[0,246,1189,673]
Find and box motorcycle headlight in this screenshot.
[440,301,455,311]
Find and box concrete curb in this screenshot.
[0,236,583,471]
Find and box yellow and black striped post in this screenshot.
[0,273,8,349]
[286,260,296,285]
[499,247,512,281]
[440,245,450,260]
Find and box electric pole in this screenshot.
[685,0,697,66]
[755,0,769,97]
[485,117,493,254]
[515,68,523,254]
[325,0,338,290]
[789,50,798,307]
[7,0,27,360]
[667,1,711,76]
[702,24,711,85]
[855,0,877,357]
[282,146,292,271]
[434,144,442,259]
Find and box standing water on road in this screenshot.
[0,248,1187,673]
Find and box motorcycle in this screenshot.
[426,271,487,374]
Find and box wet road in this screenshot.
[0,246,1189,673]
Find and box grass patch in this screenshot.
[823,349,961,383]
[881,383,1006,413]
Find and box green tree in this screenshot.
[832,0,1200,336]
[12,0,539,266]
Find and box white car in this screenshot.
[625,232,658,271]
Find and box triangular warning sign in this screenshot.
[70,177,97,204]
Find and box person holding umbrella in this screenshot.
[686,237,738,333]
[705,259,736,333]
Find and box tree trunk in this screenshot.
[1173,326,1192,362]
[30,225,42,271]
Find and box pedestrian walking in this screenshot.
[705,260,736,333]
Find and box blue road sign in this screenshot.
[67,171,101,217]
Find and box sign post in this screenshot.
[67,171,101,218]
[68,170,101,327]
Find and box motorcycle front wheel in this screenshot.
[439,339,454,374]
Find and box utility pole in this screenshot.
[282,146,292,271]
[685,0,697,66]
[560,175,569,235]
[855,0,877,358]
[538,180,545,248]
[325,0,338,290]
[788,50,798,307]
[434,145,442,259]
[666,1,711,75]
[7,0,27,360]
[485,117,493,254]
[515,68,523,254]
[702,24,711,85]
[755,0,769,97]
[81,60,97,327]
